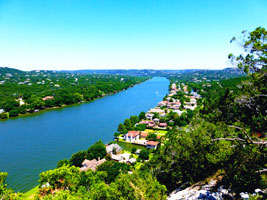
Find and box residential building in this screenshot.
[124,131,140,142]
[80,158,106,171]
[106,143,122,154]
[146,141,159,149]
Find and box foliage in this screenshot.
[35,167,167,199]
[138,111,146,120]
[130,115,139,125]
[69,151,87,167]
[131,147,137,154]
[229,27,267,73]
[133,123,147,131]
[148,122,233,191]
[117,123,127,134]
[57,159,69,168]
[146,133,157,141]
[0,67,148,119]
[124,119,133,130]
[96,160,130,183]
[139,149,150,161]
[87,140,107,160]
[0,172,22,200]
[39,165,80,190]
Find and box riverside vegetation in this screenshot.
[0,27,266,199]
[0,69,149,119]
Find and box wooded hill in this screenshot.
[0,68,149,119]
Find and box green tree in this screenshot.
[139,111,146,120]
[69,151,87,167]
[117,123,127,134]
[146,133,157,141]
[0,113,8,119]
[139,149,149,161]
[131,147,137,154]
[0,172,22,200]
[73,93,83,103]
[124,119,132,130]
[87,140,107,160]
[96,160,130,183]
[57,159,69,168]
[113,132,120,137]
[39,165,80,190]
[229,27,267,73]
[9,110,19,117]
[134,123,147,131]
[27,95,45,110]
[2,100,19,112]
[130,115,139,125]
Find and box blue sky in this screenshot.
[0,0,266,70]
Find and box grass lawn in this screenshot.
[134,162,144,170]
[118,138,125,142]
[145,129,155,133]
[23,186,39,198]
[156,130,168,134]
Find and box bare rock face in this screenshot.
[168,179,233,200]
[168,180,266,200]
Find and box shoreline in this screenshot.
[0,79,150,122]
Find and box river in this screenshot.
[0,77,169,192]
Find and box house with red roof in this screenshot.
[146,141,159,149]
[42,96,54,101]
[159,123,167,128]
[124,131,140,142]
[140,131,148,139]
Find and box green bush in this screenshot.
[9,110,19,117]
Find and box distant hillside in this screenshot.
[59,68,245,78]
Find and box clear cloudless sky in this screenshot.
[0,0,267,70]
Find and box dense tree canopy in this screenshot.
[0,68,149,119]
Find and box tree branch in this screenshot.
[256,168,267,174]
[212,138,246,142]
[228,125,254,144]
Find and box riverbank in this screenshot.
[0,79,150,121]
[1,77,169,192]
[21,81,202,196]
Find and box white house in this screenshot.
[106,143,122,154]
[145,113,154,120]
[124,131,140,142]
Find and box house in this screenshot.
[136,149,141,155]
[140,131,148,139]
[158,101,168,107]
[173,110,185,116]
[160,113,166,118]
[153,118,160,123]
[149,108,164,114]
[111,153,135,164]
[184,105,197,110]
[145,113,154,120]
[139,120,153,125]
[106,143,122,154]
[80,158,106,171]
[146,141,159,149]
[127,158,136,164]
[125,131,140,142]
[111,154,123,162]
[148,122,155,128]
[159,123,167,128]
[42,96,54,101]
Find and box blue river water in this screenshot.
[0,77,169,192]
